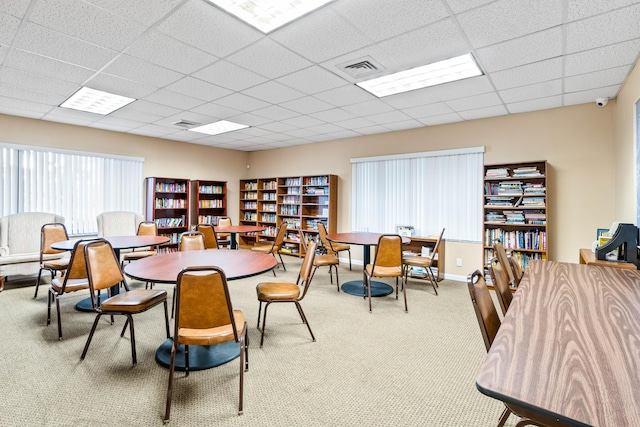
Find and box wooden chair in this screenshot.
[251,223,287,275]
[47,239,90,340]
[507,251,525,287]
[493,242,516,288]
[34,223,70,299]
[122,221,159,266]
[256,241,317,347]
[178,231,205,251]
[81,239,169,365]
[402,228,444,295]
[467,270,554,427]
[164,266,248,422]
[364,234,406,313]
[300,231,339,291]
[487,257,513,316]
[216,217,232,248]
[195,224,221,249]
[317,222,351,270]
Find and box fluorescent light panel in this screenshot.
[188,120,249,136]
[206,0,334,33]
[357,53,483,98]
[59,87,135,115]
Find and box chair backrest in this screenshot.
[487,257,513,316]
[136,221,157,237]
[372,234,403,268]
[97,211,144,237]
[273,223,287,248]
[84,240,126,307]
[431,228,445,256]
[65,239,91,281]
[175,266,240,342]
[195,224,218,249]
[507,253,525,286]
[493,241,515,285]
[467,270,502,353]
[316,222,335,254]
[218,217,232,227]
[40,223,69,258]
[179,231,205,251]
[297,241,317,299]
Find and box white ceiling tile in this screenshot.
[193,60,268,92]
[0,67,79,96]
[457,105,508,120]
[308,108,357,123]
[418,112,463,126]
[565,4,640,53]
[384,119,424,131]
[29,0,147,51]
[446,0,495,14]
[565,66,631,93]
[324,130,361,139]
[190,102,243,119]
[126,31,218,75]
[242,81,305,104]
[0,12,20,45]
[563,85,620,105]
[426,75,494,101]
[41,110,97,126]
[403,102,455,119]
[108,107,165,124]
[93,0,184,27]
[375,19,471,70]
[567,0,640,21]
[226,39,312,79]
[334,117,376,130]
[565,39,640,76]
[476,27,563,73]
[446,92,503,111]
[144,88,206,110]
[271,9,373,63]
[103,55,184,87]
[5,50,95,84]
[334,0,449,42]
[0,1,30,17]
[365,110,413,125]
[499,80,563,103]
[355,125,394,135]
[212,93,270,112]
[279,96,333,115]
[91,116,147,131]
[156,0,260,57]
[121,99,182,118]
[226,112,273,127]
[85,73,158,99]
[506,95,563,114]
[341,99,395,116]
[252,105,301,121]
[314,85,376,107]
[305,122,345,134]
[490,57,563,90]
[164,77,233,102]
[457,0,563,48]
[15,23,117,70]
[284,128,317,138]
[0,82,65,105]
[281,115,325,128]
[277,66,348,94]
[0,96,51,115]
[257,122,297,133]
[382,89,442,109]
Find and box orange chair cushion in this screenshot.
[44,259,69,270]
[331,242,350,252]
[314,254,338,266]
[251,244,275,254]
[365,264,402,278]
[256,282,300,300]
[402,255,434,268]
[51,278,89,293]
[178,311,245,346]
[101,289,167,313]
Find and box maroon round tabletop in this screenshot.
[124,249,277,284]
[51,235,170,251]
[214,225,266,249]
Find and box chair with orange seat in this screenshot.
[195,224,221,250]
[216,217,232,248]
[34,222,70,299]
[178,231,205,251]
[121,221,159,266]
[402,228,444,296]
[317,222,351,270]
[251,222,287,275]
[300,231,339,290]
[364,234,406,313]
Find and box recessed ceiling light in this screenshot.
[188,120,250,136]
[205,0,334,33]
[357,53,484,98]
[59,87,135,115]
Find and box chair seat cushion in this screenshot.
[51,278,89,293]
[314,254,338,266]
[365,264,402,277]
[123,250,157,260]
[44,258,69,270]
[256,282,300,300]
[178,311,245,346]
[102,289,167,313]
[332,242,350,252]
[251,245,273,254]
[402,255,434,267]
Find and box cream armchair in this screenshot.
[96,211,144,237]
[0,212,65,291]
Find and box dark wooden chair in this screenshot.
[402,228,444,295]
[164,266,248,422]
[256,241,317,347]
[34,223,70,299]
[364,234,406,313]
[487,257,513,316]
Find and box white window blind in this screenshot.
[1,143,143,235]
[351,147,483,242]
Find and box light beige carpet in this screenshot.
[0,257,521,426]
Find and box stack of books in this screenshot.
[485,167,510,178]
[485,212,506,222]
[504,211,525,224]
[525,211,546,224]
[498,182,523,195]
[513,166,543,177]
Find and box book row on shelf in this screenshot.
[485,210,546,224]
[261,213,276,222]
[484,181,546,196]
[159,232,180,244]
[155,182,187,193]
[155,198,187,208]
[281,195,298,204]
[282,218,301,229]
[306,218,327,231]
[242,191,258,199]
[261,204,277,212]
[243,201,257,209]
[485,196,546,208]
[198,200,223,208]
[262,180,277,190]
[280,205,299,215]
[262,226,276,236]
[262,193,276,201]
[305,187,327,195]
[198,184,223,194]
[244,212,257,221]
[155,216,186,228]
[304,176,329,185]
[485,165,543,178]
[485,228,547,251]
[483,250,544,271]
[284,177,301,186]
[196,215,225,225]
[243,182,258,190]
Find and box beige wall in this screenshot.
[614,60,640,221]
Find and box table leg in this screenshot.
[230,232,238,250]
[341,244,393,297]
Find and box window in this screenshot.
[351,147,483,242]
[1,143,143,235]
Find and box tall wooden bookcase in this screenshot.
[238,174,338,255]
[146,177,191,253]
[483,161,548,284]
[193,180,226,226]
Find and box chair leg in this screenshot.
[347,250,352,270]
[163,300,170,338]
[185,344,190,376]
[295,301,315,342]
[34,268,44,299]
[402,276,408,312]
[278,253,286,271]
[171,285,176,319]
[427,267,439,296]
[366,275,373,312]
[259,302,271,348]
[238,327,246,415]
[497,407,512,427]
[81,314,103,360]
[127,314,137,365]
[164,340,177,424]
[256,301,263,329]
[55,294,63,340]
[334,265,340,291]
[47,289,53,326]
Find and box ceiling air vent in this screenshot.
[172,119,200,129]
[338,56,385,79]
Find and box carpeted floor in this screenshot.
[0,257,521,426]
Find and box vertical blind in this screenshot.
[351,147,483,242]
[1,143,143,235]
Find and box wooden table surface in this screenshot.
[476,260,640,426]
[51,235,170,251]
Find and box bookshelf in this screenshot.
[146,177,190,254]
[238,175,338,255]
[193,180,226,226]
[483,161,548,285]
[402,236,446,281]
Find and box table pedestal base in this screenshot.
[341,280,394,297]
[155,338,240,371]
[75,292,108,312]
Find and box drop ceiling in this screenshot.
[0,0,639,152]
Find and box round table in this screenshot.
[213,225,265,249]
[326,232,410,297]
[124,249,277,371]
[52,235,170,311]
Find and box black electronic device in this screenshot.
[594,223,639,268]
